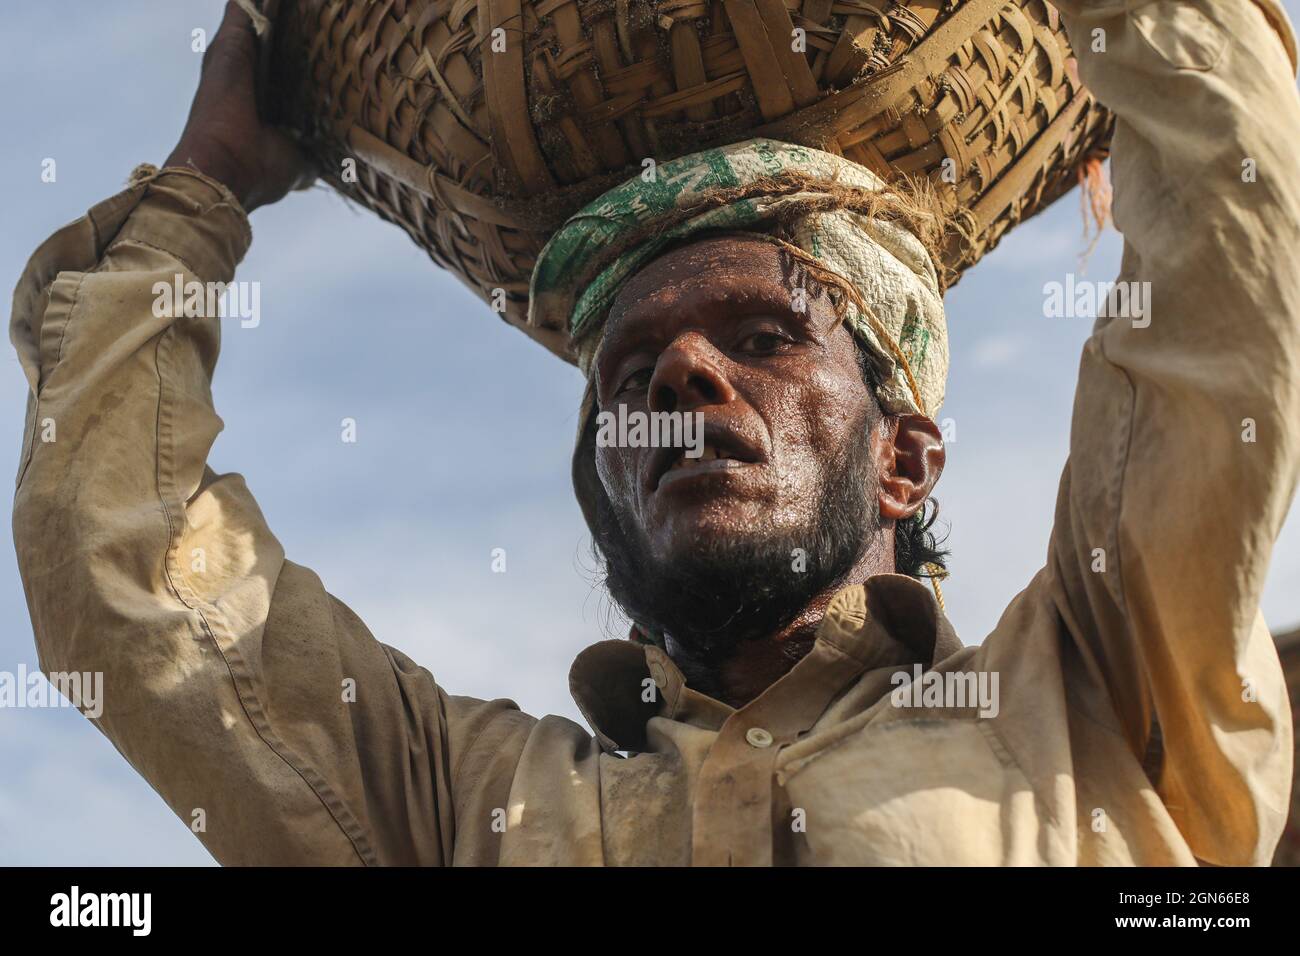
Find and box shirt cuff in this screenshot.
[106,163,254,282]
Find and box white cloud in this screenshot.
[968,334,1025,369]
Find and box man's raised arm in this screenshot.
[1041,0,1299,863]
[8,3,529,865]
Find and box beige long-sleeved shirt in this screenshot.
[10,0,1300,865]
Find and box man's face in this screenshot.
[592,236,877,569]
[584,234,946,687]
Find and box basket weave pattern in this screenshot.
[267,0,1113,360]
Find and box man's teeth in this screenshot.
[669,444,733,469]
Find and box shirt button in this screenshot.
[746,727,774,749]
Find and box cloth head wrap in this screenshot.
[529,138,949,418]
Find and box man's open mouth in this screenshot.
[647,426,764,492]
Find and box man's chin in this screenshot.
[619,521,842,661]
[644,509,799,565]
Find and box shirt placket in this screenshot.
[689,635,873,866]
[691,709,791,865]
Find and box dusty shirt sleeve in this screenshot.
[1041,0,1299,863]
[9,167,532,865]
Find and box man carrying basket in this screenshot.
[10,0,1299,864]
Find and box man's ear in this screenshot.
[873,414,946,521]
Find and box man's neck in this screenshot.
[665,541,892,708]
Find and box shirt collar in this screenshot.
[567,639,699,753]
[818,573,964,669]
[568,573,963,752]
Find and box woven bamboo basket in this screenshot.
[258,0,1113,361]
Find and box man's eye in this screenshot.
[736,330,790,354]
[616,368,653,394]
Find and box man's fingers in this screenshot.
[166,1,309,211]
[217,0,257,43]
[268,131,319,191]
[202,1,258,76]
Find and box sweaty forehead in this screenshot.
[602,236,799,345]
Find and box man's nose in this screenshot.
[648,332,736,414]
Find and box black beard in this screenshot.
[591,431,881,680]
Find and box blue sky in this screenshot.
[2,1,1298,865]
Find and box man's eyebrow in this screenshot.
[635,279,816,323]
[598,309,656,358]
[601,275,828,361]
